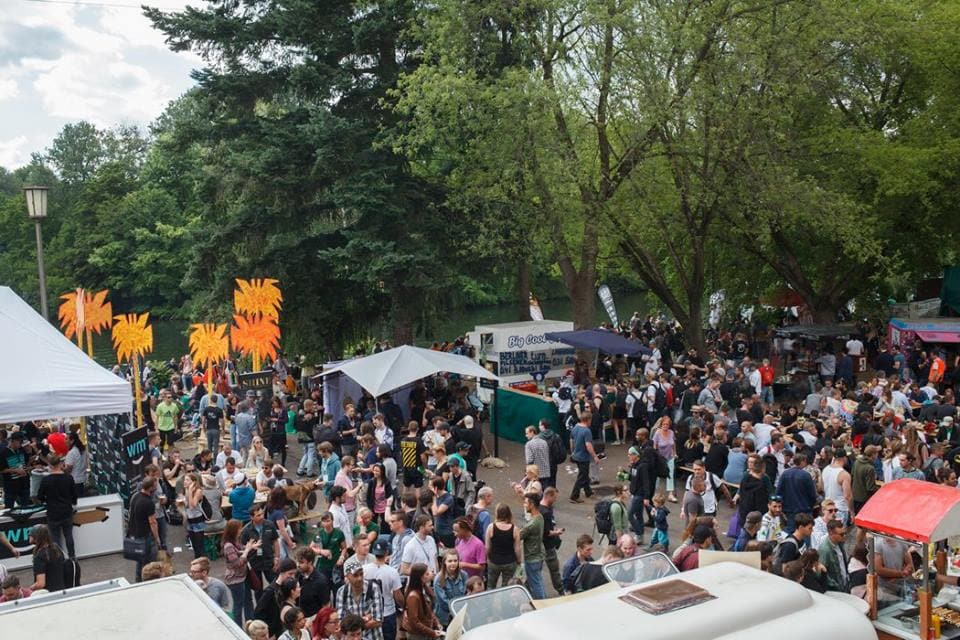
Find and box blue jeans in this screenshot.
[230,422,239,451]
[525,560,546,600]
[206,429,220,453]
[761,386,774,406]
[228,580,253,623]
[298,442,318,475]
[628,495,646,540]
[381,613,397,640]
[134,537,158,582]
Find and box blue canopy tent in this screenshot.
[543,329,651,356]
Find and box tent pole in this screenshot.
[132,357,143,428]
[493,386,500,458]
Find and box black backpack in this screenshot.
[542,431,567,466]
[594,499,614,537]
[62,555,81,588]
[652,383,667,412]
[558,386,573,401]
[655,451,670,479]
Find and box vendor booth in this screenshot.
[490,386,564,445]
[854,478,960,639]
[318,345,501,422]
[0,286,129,569]
[543,328,651,357]
[888,317,960,349]
[467,320,575,385]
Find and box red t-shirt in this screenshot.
[759,366,775,386]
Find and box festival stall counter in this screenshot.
[854,479,960,640]
[467,320,575,386]
[0,494,124,570]
[889,318,960,349]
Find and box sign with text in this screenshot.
[238,369,274,392]
[479,377,499,390]
[121,426,149,483]
[497,348,576,377]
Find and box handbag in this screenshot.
[165,505,184,526]
[725,508,741,539]
[246,565,263,592]
[123,536,148,562]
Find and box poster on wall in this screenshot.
[122,426,150,483]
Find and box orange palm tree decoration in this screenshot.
[83,290,113,358]
[231,314,281,371]
[112,313,153,427]
[58,288,86,349]
[189,323,230,386]
[59,288,113,357]
[233,278,283,370]
[234,278,283,319]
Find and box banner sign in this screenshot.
[238,370,274,392]
[498,349,576,377]
[597,284,619,327]
[121,426,149,483]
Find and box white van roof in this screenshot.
[463,562,875,640]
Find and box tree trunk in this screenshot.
[516,258,531,321]
[391,291,416,345]
[567,275,596,329]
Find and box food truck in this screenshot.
[854,478,960,639]
[451,554,875,640]
[467,320,575,386]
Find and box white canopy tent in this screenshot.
[318,344,500,397]
[0,286,132,422]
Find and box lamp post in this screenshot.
[24,186,49,320]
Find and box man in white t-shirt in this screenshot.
[215,457,246,492]
[365,538,403,640]
[329,485,353,547]
[400,514,438,575]
[643,341,662,377]
[685,460,730,516]
[845,338,864,357]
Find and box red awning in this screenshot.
[916,330,960,344]
[854,479,960,543]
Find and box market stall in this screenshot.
[888,317,960,349]
[467,320,575,385]
[854,478,960,639]
[0,286,130,567]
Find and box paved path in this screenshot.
[4,432,737,595]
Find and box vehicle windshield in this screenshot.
[601,551,678,587]
[449,585,534,632]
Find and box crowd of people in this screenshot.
[3,316,960,639]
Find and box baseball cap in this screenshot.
[768,494,783,503]
[372,538,391,557]
[9,432,24,441]
[344,555,365,575]
[456,441,470,451]
[628,446,640,456]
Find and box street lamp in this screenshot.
[23,186,49,320]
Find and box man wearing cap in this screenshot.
[940,416,960,446]
[364,538,403,640]
[627,441,653,540]
[335,555,384,640]
[524,426,552,489]
[449,441,469,473]
[757,495,787,542]
[452,415,483,479]
[0,432,30,509]
[733,511,763,551]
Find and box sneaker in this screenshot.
[613,440,622,446]
[296,471,306,477]
[569,497,584,504]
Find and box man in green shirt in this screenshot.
[520,492,546,599]
[311,511,347,585]
[155,390,180,450]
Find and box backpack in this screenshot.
[652,383,668,413]
[594,499,614,537]
[922,457,940,483]
[542,431,567,466]
[62,555,81,588]
[558,386,573,401]
[655,452,670,479]
[771,536,799,576]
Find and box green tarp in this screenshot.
[491,387,565,445]
[941,266,960,316]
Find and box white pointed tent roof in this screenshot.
[318,344,499,396]
[0,286,132,422]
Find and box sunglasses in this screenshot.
[825,508,838,513]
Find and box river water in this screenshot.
[86,290,650,365]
